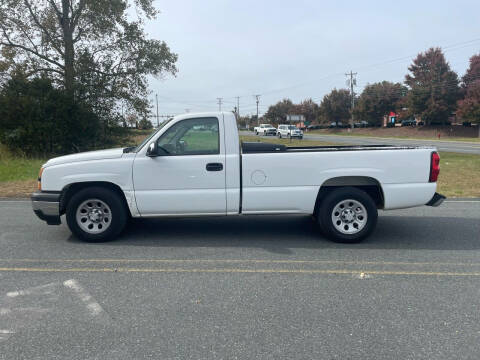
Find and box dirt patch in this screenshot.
[0,179,36,198]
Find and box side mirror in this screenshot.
[146,142,158,157]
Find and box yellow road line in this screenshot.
[2,258,480,267]
[1,267,480,277]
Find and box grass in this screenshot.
[436,152,480,198]
[0,133,479,198]
[0,144,45,197]
[240,135,338,147]
[308,130,480,143]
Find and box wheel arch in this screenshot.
[314,176,384,216]
[59,181,132,217]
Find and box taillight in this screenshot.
[429,152,440,182]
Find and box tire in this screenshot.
[264,131,267,136]
[66,186,128,242]
[278,133,282,139]
[317,187,377,243]
[255,131,258,135]
[287,133,291,139]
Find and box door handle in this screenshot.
[206,163,223,171]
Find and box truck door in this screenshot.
[132,116,226,216]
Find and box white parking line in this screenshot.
[0,329,15,342]
[6,283,58,298]
[63,279,104,316]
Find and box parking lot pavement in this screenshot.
[1,200,480,359]
[240,131,480,154]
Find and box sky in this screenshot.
[144,0,480,117]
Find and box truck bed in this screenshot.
[241,142,431,153]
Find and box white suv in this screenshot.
[277,125,303,139]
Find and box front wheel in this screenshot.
[66,187,127,242]
[255,131,258,135]
[316,187,377,243]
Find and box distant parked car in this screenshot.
[308,124,326,130]
[277,125,303,139]
[401,119,416,127]
[254,124,277,136]
[417,121,425,126]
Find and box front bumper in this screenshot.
[31,191,61,225]
[426,192,446,207]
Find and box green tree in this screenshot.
[0,0,177,119]
[318,89,351,124]
[405,47,459,125]
[264,99,295,124]
[138,118,153,130]
[297,98,319,124]
[0,73,100,155]
[354,81,407,126]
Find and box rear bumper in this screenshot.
[426,192,446,207]
[31,191,61,225]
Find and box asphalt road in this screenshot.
[1,200,480,359]
[240,131,480,154]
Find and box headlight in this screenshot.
[37,167,44,191]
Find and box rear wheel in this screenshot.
[255,131,258,135]
[66,187,127,242]
[278,133,282,138]
[317,187,377,243]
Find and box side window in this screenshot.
[157,117,219,155]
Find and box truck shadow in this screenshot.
[96,214,480,253]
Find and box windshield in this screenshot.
[134,118,173,152]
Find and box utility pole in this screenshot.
[216,97,223,112]
[236,96,240,118]
[254,94,261,125]
[155,94,159,127]
[345,71,357,129]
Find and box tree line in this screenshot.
[264,49,480,127]
[0,0,177,155]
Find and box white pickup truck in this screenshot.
[32,112,444,243]
[254,124,277,136]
